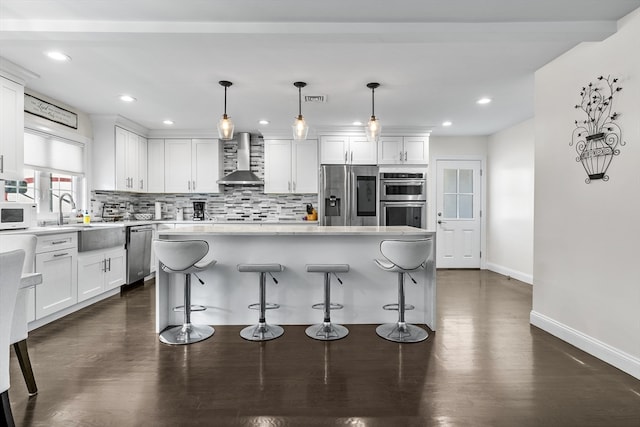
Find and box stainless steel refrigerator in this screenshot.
[319,165,379,226]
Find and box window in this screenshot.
[443,168,474,219]
[3,130,86,220]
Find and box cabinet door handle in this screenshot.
[351,151,353,163]
[0,154,3,173]
[400,151,403,161]
[107,258,111,272]
[51,240,67,245]
[293,181,296,192]
[140,179,144,189]
[344,151,348,163]
[192,181,196,191]
[102,259,107,272]
[405,151,408,161]
[188,180,191,190]
[53,252,69,258]
[288,181,291,191]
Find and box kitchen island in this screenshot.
[155,225,436,333]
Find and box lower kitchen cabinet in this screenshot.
[78,247,125,302]
[35,238,78,319]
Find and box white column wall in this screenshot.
[486,119,535,284]
[532,8,640,379]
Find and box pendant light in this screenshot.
[217,80,234,140]
[292,81,309,140]
[365,82,381,142]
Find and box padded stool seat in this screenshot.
[375,239,432,343]
[305,264,349,341]
[154,240,217,345]
[238,263,284,341]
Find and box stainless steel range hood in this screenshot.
[217,132,264,185]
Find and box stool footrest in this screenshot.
[382,303,415,311]
[172,305,207,312]
[311,302,344,311]
[248,302,280,310]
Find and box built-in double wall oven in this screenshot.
[379,171,427,229]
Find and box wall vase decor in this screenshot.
[570,75,625,183]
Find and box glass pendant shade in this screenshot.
[217,80,234,140]
[365,82,381,142]
[218,114,234,140]
[293,115,309,140]
[292,81,309,140]
[366,115,381,142]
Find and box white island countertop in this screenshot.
[158,224,434,236]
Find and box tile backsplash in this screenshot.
[92,136,318,221]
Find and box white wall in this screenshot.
[532,8,640,379]
[486,119,534,284]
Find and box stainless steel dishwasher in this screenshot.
[126,224,153,285]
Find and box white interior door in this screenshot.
[436,160,482,268]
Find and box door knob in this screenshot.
[438,220,447,224]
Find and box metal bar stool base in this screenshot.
[305,322,349,341]
[240,322,284,342]
[376,322,428,343]
[159,324,214,345]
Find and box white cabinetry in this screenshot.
[378,136,429,165]
[115,126,147,192]
[264,139,318,194]
[164,138,222,193]
[77,247,125,302]
[34,233,78,319]
[147,139,165,193]
[320,135,376,165]
[0,76,24,180]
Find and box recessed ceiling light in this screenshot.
[477,97,492,105]
[258,120,270,125]
[442,121,452,127]
[45,51,71,61]
[119,95,136,103]
[163,120,174,125]
[352,121,363,126]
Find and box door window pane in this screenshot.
[459,169,473,193]
[444,194,457,218]
[459,194,473,219]
[444,169,457,193]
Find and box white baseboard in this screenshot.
[530,310,640,380]
[486,262,533,284]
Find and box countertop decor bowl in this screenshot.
[134,213,153,220]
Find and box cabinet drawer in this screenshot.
[37,232,77,253]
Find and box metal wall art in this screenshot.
[570,75,625,183]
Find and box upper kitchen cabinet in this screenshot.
[378,136,429,165]
[320,135,377,165]
[0,76,25,180]
[264,139,318,194]
[146,139,165,193]
[115,126,147,192]
[91,116,148,192]
[164,138,222,193]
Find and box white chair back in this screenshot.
[1,249,26,393]
[1,234,37,344]
[153,240,209,272]
[379,239,432,270]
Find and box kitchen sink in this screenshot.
[76,225,125,252]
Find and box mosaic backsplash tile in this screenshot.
[92,136,318,221]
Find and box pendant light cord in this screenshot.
[298,85,302,117]
[371,86,375,117]
[224,85,228,116]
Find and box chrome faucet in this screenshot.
[58,193,76,225]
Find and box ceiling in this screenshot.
[1,0,639,137]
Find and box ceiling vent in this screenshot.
[304,95,327,103]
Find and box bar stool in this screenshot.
[375,239,432,343]
[237,263,284,341]
[305,264,349,341]
[153,239,217,345]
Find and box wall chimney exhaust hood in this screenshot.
[217,132,264,185]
